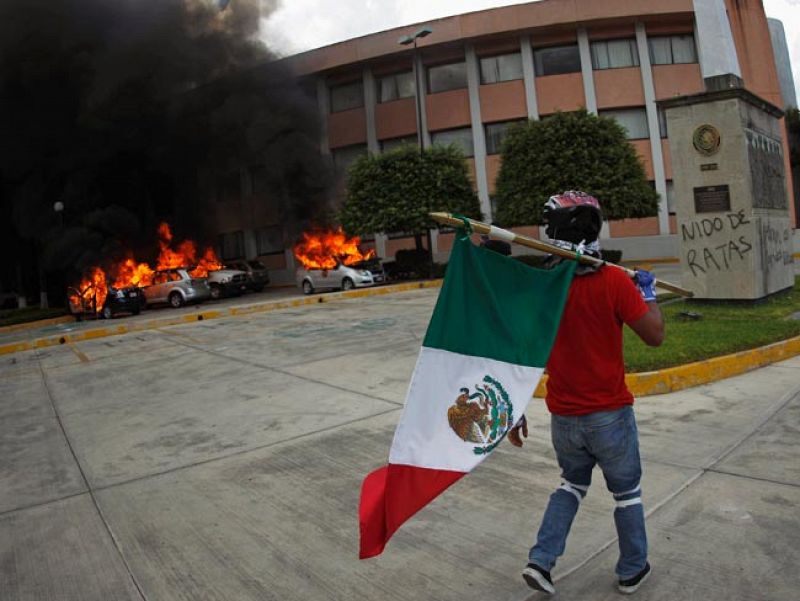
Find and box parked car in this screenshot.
[206,268,248,299]
[101,286,144,319]
[296,258,385,295]
[143,268,211,308]
[225,259,270,292]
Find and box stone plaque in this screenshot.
[746,129,787,209]
[693,185,731,213]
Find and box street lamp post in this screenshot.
[39,200,67,310]
[399,27,432,153]
[399,27,434,266]
[53,201,65,227]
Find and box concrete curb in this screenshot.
[0,280,442,357]
[533,334,800,398]
[4,280,799,399]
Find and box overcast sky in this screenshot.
[260,0,799,106]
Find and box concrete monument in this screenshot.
[658,0,794,301]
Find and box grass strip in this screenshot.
[625,277,800,372]
[0,306,67,327]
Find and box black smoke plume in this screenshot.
[0,0,330,304]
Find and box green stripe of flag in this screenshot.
[423,235,576,368]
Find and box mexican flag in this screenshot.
[359,233,576,559]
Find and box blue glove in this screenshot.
[635,269,657,302]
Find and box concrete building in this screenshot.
[768,18,798,110]
[220,0,798,283]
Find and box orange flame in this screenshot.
[190,247,225,278]
[70,267,108,313]
[293,229,375,270]
[113,258,155,289]
[155,222,223,277]
[69,221,225,312]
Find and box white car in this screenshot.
[206,268,248,299]
[296,260,384,295]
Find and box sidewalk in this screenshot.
[1,286,799,600]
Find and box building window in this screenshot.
[330,80,364,113]
[431,127,474,157]
[215,171,241,203]
[331,144,368,170]
[490,196,500,220]
[648,35,697,65]
[427,61,467,94]
[485,120,525,155]
[666,180,676,214]
[380,135,418,153]
[256,226,284,256]
[378,71,415,103]
[533,44,581,76]
[599,108,650,139]
[480,52,524,84]
[248,165,268,196]
[590,39,639,70]
[219,231,244,260]
[658,108,668,138]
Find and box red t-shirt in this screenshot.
[545,265,649,416]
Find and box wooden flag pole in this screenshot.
[429,212,693,298]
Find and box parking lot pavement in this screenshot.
[2,288,800,600]
[0,286,304,348]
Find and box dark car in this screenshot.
[225,259,270,292]
[101,286,144,319]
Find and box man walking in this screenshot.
[508,191,664,595]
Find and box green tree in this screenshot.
[340,144,481,250]
[494,110,659,226]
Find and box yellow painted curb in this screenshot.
[4,280,798,398]
[626,335,800,396]
[533,334,800,398]
[0,280,443,357]
[1,341,33,354]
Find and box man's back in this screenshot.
[545,266,648,416]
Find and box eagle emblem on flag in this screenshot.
[447,375,513,455]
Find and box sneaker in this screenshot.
[522,563,555,595]
[618,562,651,594]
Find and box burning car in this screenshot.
[68,222,227,315]
[293,229,383,295]
[142,268,211,308]
[296,260,383,294]
[67,277,144,320]
[100,286,144,319]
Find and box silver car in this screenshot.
[296,260,384,295]
[143,268,212,308]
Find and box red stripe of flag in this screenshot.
[358,464,465,559]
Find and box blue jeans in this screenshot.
[529,405,647,579]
